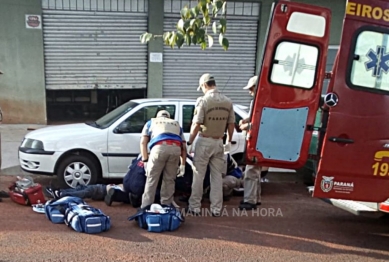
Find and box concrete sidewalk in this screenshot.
[0,124,46,176]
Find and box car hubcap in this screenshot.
[63,162,92,188]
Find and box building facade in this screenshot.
[0,0,346,124]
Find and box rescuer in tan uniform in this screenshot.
[239,76,269,210]
[140,110,187,208]
[186,73,235,217]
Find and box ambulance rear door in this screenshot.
[245,0,331,169]
[314,0,389,202]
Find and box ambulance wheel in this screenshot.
[56,155,99,189]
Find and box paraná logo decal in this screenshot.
[320,176,334,192]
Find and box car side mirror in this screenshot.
[114,122,131,134]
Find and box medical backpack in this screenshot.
[128,204,184,233]
[8,176,46,206]
[44,196,86,224]
[64,203,111,234]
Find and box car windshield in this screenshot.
[234,104,249,114]
[92,101,139,129]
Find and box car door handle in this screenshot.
[231,141,237,145]
[328,137,354,144]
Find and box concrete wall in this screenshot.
[0,0,46,124]
[147,0,164,98]
[0,0,346,123]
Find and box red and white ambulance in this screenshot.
[245,0,389,217]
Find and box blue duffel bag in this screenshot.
[128,204,184,233]
[44,196,86,224]
[64,203,111,234]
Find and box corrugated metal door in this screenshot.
[163,0,260,107]
[41,0,148,90]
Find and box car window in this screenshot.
[120,105,176,133]
[234,112,243,133]
[182,105,195,133]
[95,101,139,128]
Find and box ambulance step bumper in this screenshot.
[306,186,384,218]
[321,199,383,218]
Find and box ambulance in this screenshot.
[245,0,389,217]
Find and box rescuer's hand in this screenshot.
[239,123,249,131]
[177,165,186,177]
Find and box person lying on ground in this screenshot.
[45,184,130,206]
[45,155,177,208]
[45,152,209,209]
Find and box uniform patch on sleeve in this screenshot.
[196,97,203,107]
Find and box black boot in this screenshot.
[113,189,130,203]
[129,192,142,208]
[104,188,115,206]
[239,200,257,210]
[106,188,133,206]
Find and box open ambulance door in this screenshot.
[313,0,389,203]
[245,0,331,170]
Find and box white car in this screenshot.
[19,98,249,188]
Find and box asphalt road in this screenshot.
[0,174,388,262]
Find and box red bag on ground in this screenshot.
[8,177,46,206]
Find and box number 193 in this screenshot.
[372,162,389,176]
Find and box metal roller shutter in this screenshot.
[42,0,148,90]
[163,0,260,107]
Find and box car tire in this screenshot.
[56,155,99,189]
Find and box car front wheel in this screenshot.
[57,155,99,188]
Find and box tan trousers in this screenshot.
[223,176,243,197]
[189,136,225,213]
[141,144,181,208]
[243,165,262,204]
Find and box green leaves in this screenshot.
[139,0,229,50]
[191,6,200,17]
[180,7,191,20]
[218,33,229,51]
[140,32,153,43]
[207,34,214,48]
[212,21,217,34]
